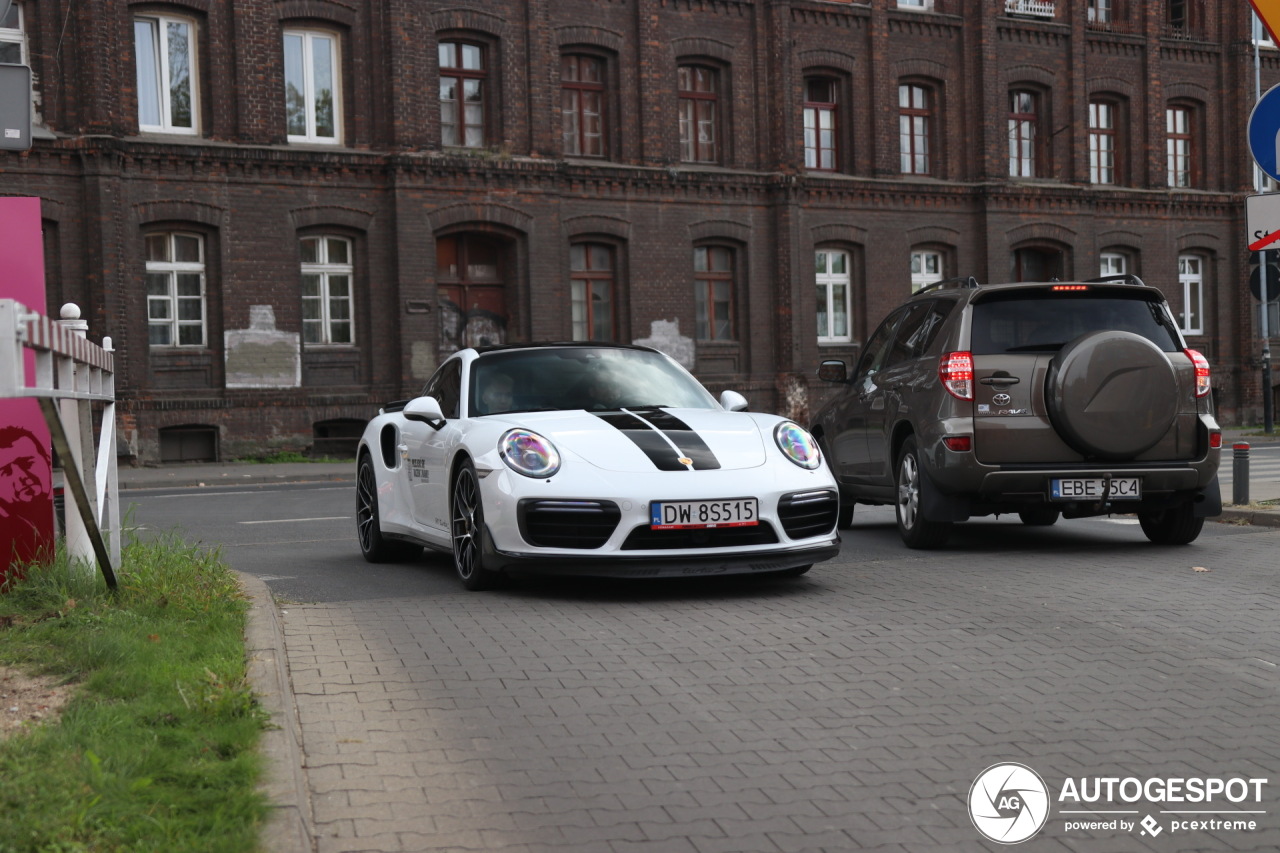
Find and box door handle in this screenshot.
[979,376,1021,386]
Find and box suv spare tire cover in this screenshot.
[1045,330,1178,460]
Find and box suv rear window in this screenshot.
[969,291,1181,355]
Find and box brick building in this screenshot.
[1,0,1277,463]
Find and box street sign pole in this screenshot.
[1254,28,1275,434]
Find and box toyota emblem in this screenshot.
[992,393,1012,406]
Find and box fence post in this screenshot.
[1232,443,1251,506]
[56,304,97,571]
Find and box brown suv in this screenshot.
[811,275,1222,548]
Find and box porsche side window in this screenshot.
[433,360,462,419]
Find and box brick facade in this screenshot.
[2,0,1276,463]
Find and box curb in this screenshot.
[119,473,354,491]
[238,571,314,853]
[1218,507,1280,528]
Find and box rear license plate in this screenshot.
[650,498,759,530]
[1051,477,1141,500]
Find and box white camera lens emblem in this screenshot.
[968,763,1050,844]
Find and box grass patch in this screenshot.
[0,538,270,853]
[233,450,352,465]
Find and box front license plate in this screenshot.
[1051,477,1141,500]
[650,498,759,530]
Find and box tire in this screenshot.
[1138,502,1205,545]
[837,499,855,530]
[356,455,420,563]
[1046,331,1178,460]
[451,459,503,590]
[1017,506,1060,526]
[895,436,952,549]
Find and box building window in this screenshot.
[1088,0,1112,25]
[1166,106,1193,188]
[1099,251,1127,277]
[1012,247,1063,281]
[562,55,605,158]
[570,243,614,341]
[440,41,486,148]
[134,15,197,134]
[1256,163,1278,193]
[694,245,734,340]
[1168,0,1188,34]
[284,30,340,143]
[1178,254,1204,335]
[899,84,931,175]
[1255,12,1276,47]
[804,77,838,171]
[898,0,931,9]
[300,236,354,345]
[911,249,944,292]
[146,233,206,348]
[678,65,719,164]
[816,250,851,344]
[1008,90,1039,178]
[1089,101,1116,185]
[1,3,25,64]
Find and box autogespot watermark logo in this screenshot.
[969,763,1051,844]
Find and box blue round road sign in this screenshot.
[1249,84,1280,183]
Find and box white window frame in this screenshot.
[134,14,198,135]
[1255,12,1276,48]
[0,2,25,65]
[1099,252,1126,278]
[146,232,207,348]
[1088,0,1112,25]
[1178,254,1204,336]
[1166,106,1192,188]
[1089,101,1115,185]
[284,30,341,144]
[897,0,931,10]
[816,250,852,344]
[911,249,943,293]
[1256,163,1278,194]
[301,236,355,346]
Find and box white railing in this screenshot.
[0,300,119,589]
[1005,0,1055,18]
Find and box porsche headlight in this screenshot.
[500,429,561,478]
[774,421,821,470]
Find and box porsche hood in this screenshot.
[487,407,772,473]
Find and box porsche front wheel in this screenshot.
[451,460,503,590]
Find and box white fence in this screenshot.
[1005,0,1055,18]
[0,299,119,589]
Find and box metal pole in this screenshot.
[1233,442,1251,506]
[1258,26,1275,433]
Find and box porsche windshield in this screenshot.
[469,347,718,415]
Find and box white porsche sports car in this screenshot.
[356,342,841,589]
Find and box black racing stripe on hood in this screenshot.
[629,408,721,471]
[592,411,688,471]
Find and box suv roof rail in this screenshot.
[1084,273,1147,287]
[916,275,980,295]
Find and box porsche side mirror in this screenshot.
[403,396,446,429]
[818,360,848,383]
[719,390,748,412]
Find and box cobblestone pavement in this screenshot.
[273,512,1280,853]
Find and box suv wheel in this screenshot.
[1138,502,1204,545]
[895,436,951,549]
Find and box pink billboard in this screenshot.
[1,196,53,582]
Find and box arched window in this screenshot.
[1089,100,1118,185]
[300,236,354,345]
[804,77,839,172]
[284,29,341,143]
[562,55,606,158]
[694,245,735,340]
[1177,253,1205,335]
[816,249,851,343]
[1166,104,1195,188]
[145,232,206,347]
[570,243,615,341]
[1008,89,1042,178]
[439,40,487,148]
[678,64,719,164]
[899,84,932,175]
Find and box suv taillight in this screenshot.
[939,351,974,400]
[1185,348,1210,398]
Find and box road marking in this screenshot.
[238,516,351,525]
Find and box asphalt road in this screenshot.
[125,484,1280,851]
